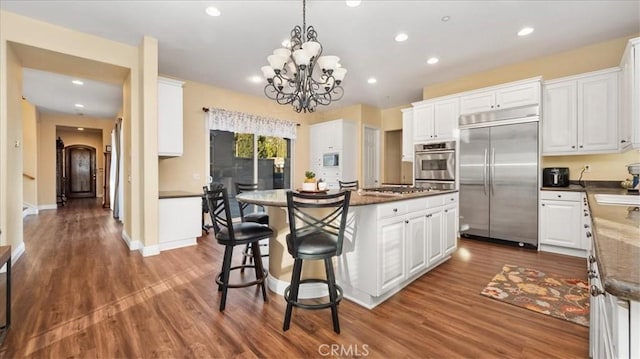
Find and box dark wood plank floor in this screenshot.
[0,198,588,358]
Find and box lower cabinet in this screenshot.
[338,192,459,309]
[539,190,588,257]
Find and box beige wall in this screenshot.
[22,99,38,207]
[158,79,307,193]
[38,114,113,206]
[1,41,24,250]
[385,130,402,184]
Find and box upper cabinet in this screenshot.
[158,76,185,157]
[401,108,414,162]
[542,68,619,155]
[412,97,459,143]
[460,80,541,114]
[620,37,640,149]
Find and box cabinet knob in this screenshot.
[405,220,409,224]
[490,105,494,109]
[621,140,627,143]
[541,203,545,207]
[450,198,454,201]
[588,255,596,263]
[557,195,562,198]
[393,208,398,213]
[496,104,500,108]
[444,209,448,213]
[579,145,583,148]
[584,224,589,228]
[588,273,598,279]
[571,145,575,149]
[590,285,605,297]
[586,232,592,238]
[584,213,588,217]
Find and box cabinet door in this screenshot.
[378,218,406,294]
[540,199,581,248]
[406,212,427,277]
[443,203,458,255]
[495,82,540,109]
[413,104,435,142]
[402,109,414,161]
[426,209,444,267]
[158,78,184,156]
[460,91,495,114]
[578,72,618,152]
[542,81,578,154]
[619,47,633,148]
[433,99,459,140]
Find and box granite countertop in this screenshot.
[159,191,202,199]
[542,185,640,301]
[236,188,458,207]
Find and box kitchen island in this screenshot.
[236,188,459,309]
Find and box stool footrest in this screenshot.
[216,265,268,289]
[284,278,343,310]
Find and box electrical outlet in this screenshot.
[584,164,591,173]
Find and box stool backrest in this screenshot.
[204,183,236,242]
[338,180,359,190]
[286,190,351,256]
[235,182,263,220]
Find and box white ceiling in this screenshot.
[2,0,639,117]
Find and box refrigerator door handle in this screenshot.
[483,148,488,195]
[490,147,496,196]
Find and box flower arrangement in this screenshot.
[302,171,317,191]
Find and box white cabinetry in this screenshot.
[619,37,640,149]
[337,192,458,309]
[542,69,620,155]
[539,191,588,257]
[401,108,414,162]
[412,97,459,142]
[158,77,184,156]
[158,194,201,251]
[309,119,357,189]
[459,80,540,114]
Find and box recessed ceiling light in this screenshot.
[395,33,408,42]
[518,27,534,36]
[249,75,262,83]
[74,104,84,108]
[72,80,84,85]
[77,127,84,131]
[427,57,439,65]
[205,6,221,17]
[346,0,361,7]
[367,77,377,84]
[441,16,451,22]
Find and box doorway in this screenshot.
[65,145,97,198]
[363,126,380,188]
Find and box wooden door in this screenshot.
[66,145,96,198]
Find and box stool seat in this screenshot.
[286,231,338,258]
[243,212,269,225]
[216,222,272,244]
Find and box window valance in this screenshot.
[205,107,297,139]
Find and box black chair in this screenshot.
[235,183,269,272]
[201,185,214,234]
[283,190,351,334]
[204,183,272,311]
[338,180,359,190]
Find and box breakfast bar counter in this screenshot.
[237,188,459,308]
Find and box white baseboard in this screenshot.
[38,204,58,211]
[267,276,329,299]
[121,230,141,250]
[1,241,26,273]
[539,244,587,258]
[23,202,39,217]
[159,238,197,252]
[140,245,160,257]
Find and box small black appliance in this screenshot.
[543,167,570,187]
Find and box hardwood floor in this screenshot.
[0,198,588,358]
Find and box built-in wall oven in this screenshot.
[414,141,455,190]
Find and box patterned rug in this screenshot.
[481,264,589,327]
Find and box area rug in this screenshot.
[481,264,589,327]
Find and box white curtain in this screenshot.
[205,107,297,139]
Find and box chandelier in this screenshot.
[261,0,346,113]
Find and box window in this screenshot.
[210,130,291,217]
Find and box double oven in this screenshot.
[414,141,456,190]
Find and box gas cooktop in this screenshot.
[360,186,435,196]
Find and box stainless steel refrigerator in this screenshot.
[459,105,539,246]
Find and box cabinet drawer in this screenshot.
[540,190,582,201]
[378,202,408,219]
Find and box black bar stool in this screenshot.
[235,183,269,272]
[204,183,273,312]
[283,190,351,334]
[338,180,359,190]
